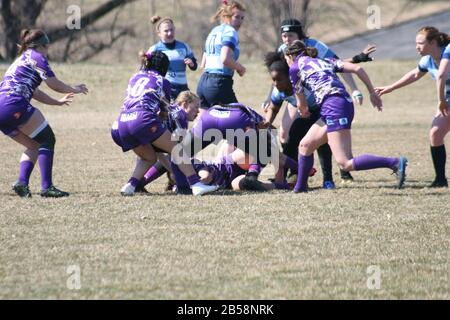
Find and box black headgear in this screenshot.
[280,19,303,38]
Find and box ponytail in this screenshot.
[18,29,49,55]
[418,26,450,47]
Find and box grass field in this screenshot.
[0,60,449,299]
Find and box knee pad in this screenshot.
[33,125,56,151]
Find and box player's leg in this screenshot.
[294,120,328,193]
[152,131,219,196]
[429,112,450,187]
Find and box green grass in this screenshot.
[0,60,448,299]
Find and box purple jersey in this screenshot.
[201,156,246,189]
[0,49,55,101]
[165,104,188,133]
[122,70,171,114]
[289,55,349,106]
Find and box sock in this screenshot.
[128,177,140,188]
[431,145,447,182]
[352,154,398,171]
[18,160,35,185]
[294,154,314,193]
[317,143,333,182]
[170,161,190,189]
[283,156,297,171]
[248,164,261,174]
[186,174,200,186]
[142,163,167,186]
[38,149,53,190]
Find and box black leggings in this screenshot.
[283,110,344,182]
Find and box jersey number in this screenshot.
[130,77,150,97]
[206,34,218,54]
[308,60,332,72]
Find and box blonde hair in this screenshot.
[210,1,246,23]
[417,26,450,47]
[151,15,174,31]
[175,91,200,105]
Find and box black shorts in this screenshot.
[196,73,238,109]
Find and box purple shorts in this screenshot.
[111,110,166,152]
[192,107,255,141]
[0,95,35,136]
[320,94,354,133]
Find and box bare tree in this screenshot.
[243,0,312,56]
[0,0,47,59]
[0,0,138,61]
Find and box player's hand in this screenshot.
[236,63,246,77]
[370,92,383,111]
[184,58,194,68]
[261,101,270,113]
[352,90,364,105]
[58,93,74,106]
[438,100,449,117]
[73,84,88,95]
[374,86,393,96]
[363,44,377,56]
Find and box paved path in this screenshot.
[330,10,450,60]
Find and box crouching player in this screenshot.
[111,51,218,196]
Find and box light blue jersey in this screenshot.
[274,38,339,108]
[147,40,196,86]
[418,43,450,99]
[204,24,240,76]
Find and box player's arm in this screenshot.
[45,77,88,95]
[220,46,246,76]
[265,101,282,125]
[294,90,310,118]
[200,53,206,69]
[437,57,450,116]
[32,88,74,106]
[374,67,427,96]
[261,85,275,112]
[342,62,382,111]
[343,44,376,63]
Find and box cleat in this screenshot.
[239,175,267,191]
[340,171,353,180]
[322,180,336,190]
[40,185,69,198]
[340,171,354,185]
[191,182,219,196]
[12,182,32,198]
[309,168,317,177]
[429,179,448,188]
[176,186,193,195]
[134,184,150,194]
[120,182,135,196]
[394,156,408,189]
